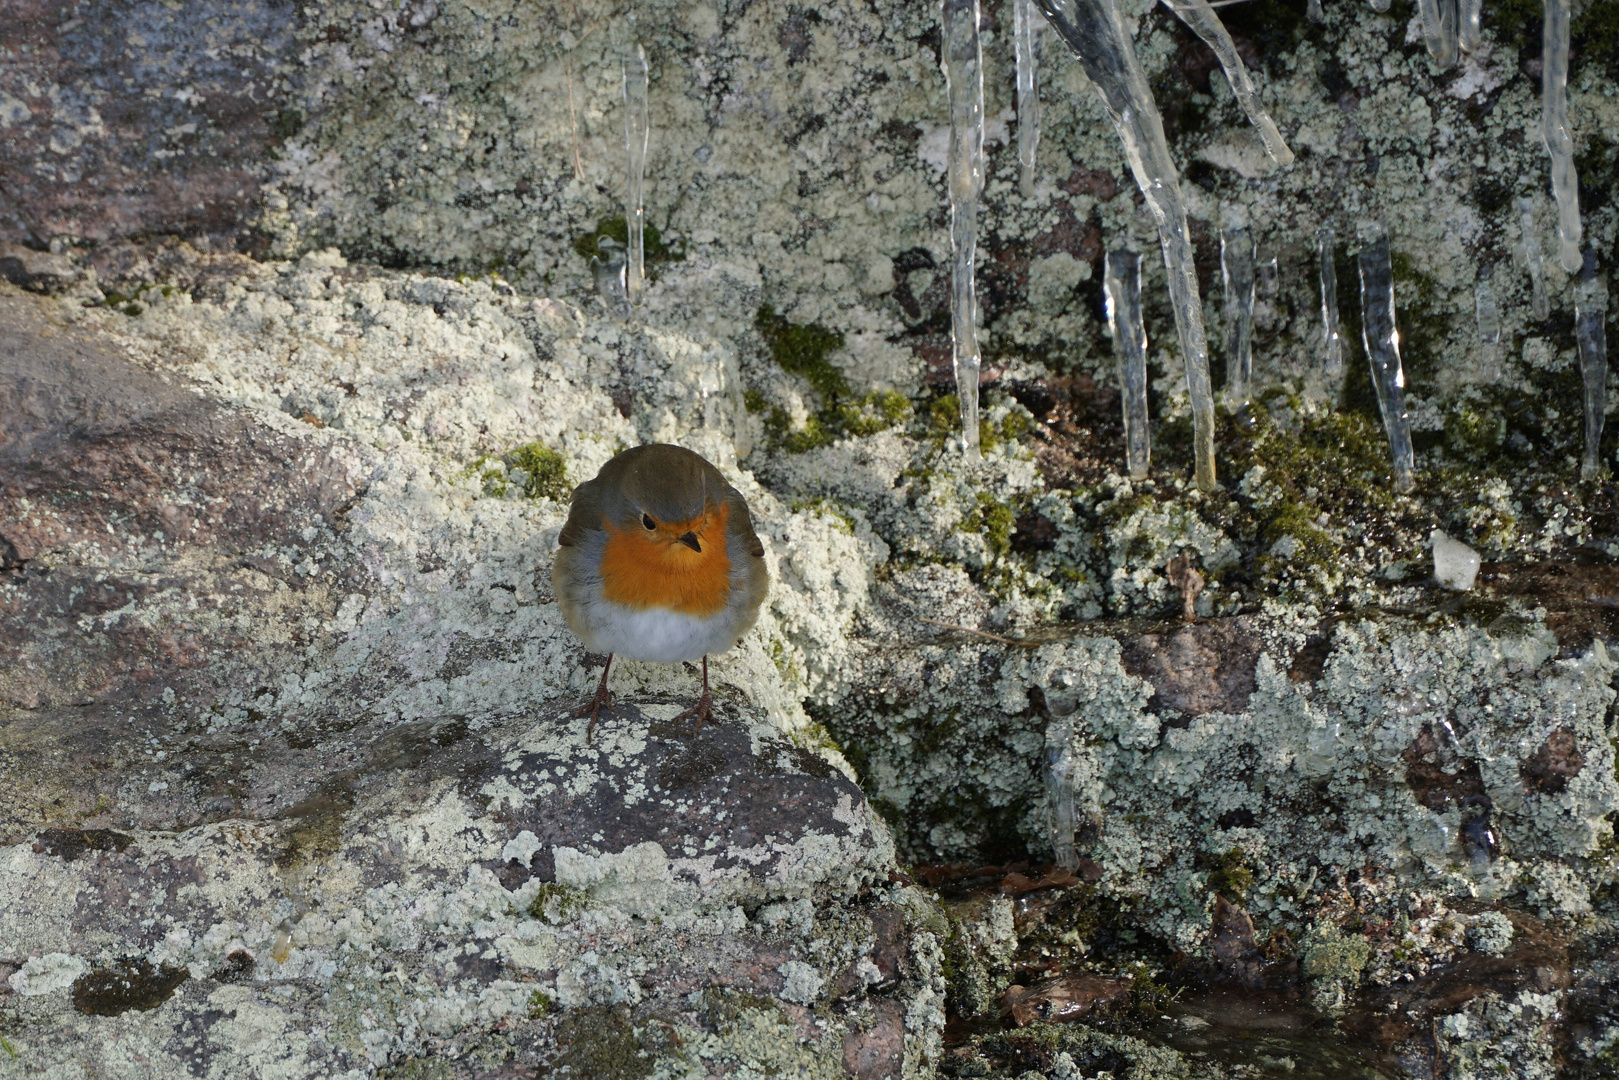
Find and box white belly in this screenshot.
[578,600,740,663]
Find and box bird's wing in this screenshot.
[557,476,603,548]
[725,487,766,559]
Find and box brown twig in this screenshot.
[916,616,1039,648]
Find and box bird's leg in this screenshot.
[573,653,615,738]
[673,654,715,732]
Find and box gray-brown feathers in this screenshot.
[558,444,764,558]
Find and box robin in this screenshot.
[553,443,769,735]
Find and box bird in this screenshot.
[552,443,769,736]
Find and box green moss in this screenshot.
[527,989,556,1019]
[838,388,911,437]
[573,215,682,265]
[1444,397,1508,463]
[528,882,588,924]
[1200,848,1254,903]
[752,306,910,451]
[756,304,849,398]
[505,442,571,501]
[963,496,1017,559]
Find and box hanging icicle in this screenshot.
[1519,197,1550,320]
[1105,248,1150,480]
[1459,0,1483,52]
[1418,0,1460,69]
[1317,227,1344,380]
[1576,253,1608,481]
[942,0,985,460]
[1542,0,1582,273]
[1044,716,1078,870]
[1034,0,1218,491]
[623,44,650,307]
[1161,0,1294,166]
[1474,273,1501,383]
[1357,220,1415,494]
[1015,0,1043,199]
[1221,217,1256,413]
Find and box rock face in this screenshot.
[6,1,1619,1077]
[0,282,939,1078]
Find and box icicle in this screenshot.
[1161,0,1293,166]
[1044,716,1078,870]
[1576,252,1608,481]
[1317,227,1344,379]
[1306,0,1324,24]
[1015,0,1043,199]
[1459,0,1483,52]
[1519,197,1550,320]
[942,0,985,460]
[623,45,650,306]
[592,237,629,317]
[1418,0,1459,68]
[1034,0,1218,491]
[1105,248,1150,479]
[1221,219,1256,411]
[1542,0,1582,273]
[1357,220,1415,494]
[1368,0,1391,13]
[1474,274,1501,382]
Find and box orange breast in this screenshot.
[598,502,733,617]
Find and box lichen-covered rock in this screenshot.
[0,275,941,1078]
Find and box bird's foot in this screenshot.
[573,686,616,739]
[671,688,714,733]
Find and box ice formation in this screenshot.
[1542,0,1582,273]
[592,236,629,317]
[1035,0,1217,490]
[1307,0,1324,23]
[1431,529,1481,591]
[1576,253,1609,481]
[943,0,985,460]
[1519,197,1550,320]
[1163,0,1293,166]
[1459,0,1483,52]
[623,45,650,306]
[1044,716,1078,870]
[1356,220,1415,493]
[1418,0,1459,69]
[1221,219,1256,411]
[1105,248,1150,479]
[1474,274,1501,383]
[1368,0,1391,13]
[1316,227,1344,378]
[1014,0,1043,199]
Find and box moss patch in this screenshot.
[505,442,571,501]
[753,305,910,451]
[528,881,588,923]
[573,215,682,265]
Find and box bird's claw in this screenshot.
[672,689,714,733]
[574,687,616,739]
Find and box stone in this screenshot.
[1432,529,1482,591]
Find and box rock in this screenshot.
[0,279,944,1078]
[1432,529,1481,591]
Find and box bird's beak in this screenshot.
[678,531,702,552]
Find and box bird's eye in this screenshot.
[642,513,656,530]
